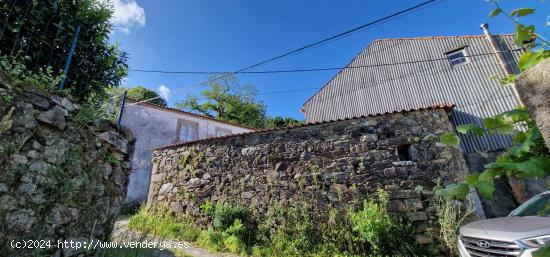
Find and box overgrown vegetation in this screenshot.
[129,190,430,257]
[432,195,474,256]
[0,0,128,102]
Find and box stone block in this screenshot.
[36,106,67,130]
[415,234,433,244]
[408,211,428,221]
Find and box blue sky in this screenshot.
[109,0,550,119]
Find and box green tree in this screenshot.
[0,0,128,102]
[127,85,167,107]
[176,75,267,128]
[264,116,303,128]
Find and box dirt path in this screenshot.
[112,218,241,257]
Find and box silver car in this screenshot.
[458,191,550,257]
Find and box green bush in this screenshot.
[200,201,215,217]
[127,208,199,242]
[213,203,249,231]
[350,189,422,256]
[223,235,247,254]
[0,0,128,102]
[0,56,61,92]
[197,229,225,252]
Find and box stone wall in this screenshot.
[516,58,550,150]
[148,108,469,244]
[0,71,135,256]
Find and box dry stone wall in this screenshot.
[148,108,469,244]
[0,71,135,257]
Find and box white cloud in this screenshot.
[109,0,146,34]
[158,85,171,100]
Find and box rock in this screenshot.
[415,234,433,244]
[349,174,371,184]
[274,162,286,171]
[202,173,212,180]
[388,199,407,212]
[24,92,50,110]
[194,169,205,178]
[391,190,420,199]
[36,106,67,130]
[32,141,44,151]
[6,209,36,232]
[408,145,420,161]
[29,161,52,174]
[48,206,78,225]
[322,172,347,183]
[266,170,279,184]
[0,183,7,193]
[113,167,126,186]
[404,198,423,211]
[188,178,201,188]
[0,195,17,211]
[11,103,37,131]
[98,131,128,154]
[11,154,28,165]
[92,119,111,132]
[171,202,184,213]
[99,163,112,179]
[27,150,41,159]
[360,134,378,142]
[43,139,69,164]
[159,183,173,195]
[408,211,428,221]
[60,98,76,112]
[241,191,253,199]
[17,183,36,194]
[120,125,135,143]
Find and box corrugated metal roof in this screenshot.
[301,34,522,153]
[125,98,258,130]
[154,103,455,151]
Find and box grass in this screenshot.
[127,207,248,255]
[127,208,199,242]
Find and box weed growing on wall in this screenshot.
[128,189,430,256]
[432,195,474,256]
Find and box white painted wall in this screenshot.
[120,102,253,205]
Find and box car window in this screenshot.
[509,193,550,217]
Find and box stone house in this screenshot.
[120,99,255,206]
[300,26,546,216]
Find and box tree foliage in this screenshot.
[177,75,281,129]
[0,0,128,102]
[264,116,303,128]
[126,85,167,107]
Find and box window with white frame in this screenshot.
[176,119,198,142]
[215,127,232,137]
[446,48,470,67]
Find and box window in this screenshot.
[176,119,198,142]
[215,127,232,137]
[446,48,470,67]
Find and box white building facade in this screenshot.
[120,99,254,206]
